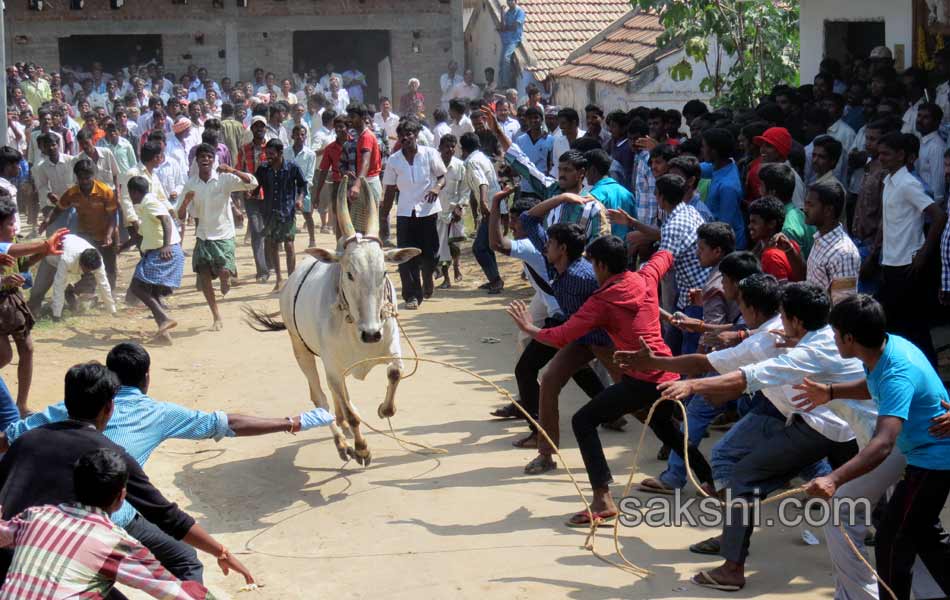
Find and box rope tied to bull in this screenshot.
[339,333,897,599]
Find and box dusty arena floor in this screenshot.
[15,222,861,599]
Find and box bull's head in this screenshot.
[305,177,419,343]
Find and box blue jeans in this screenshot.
[0,376,18,430]
[499,41,518,88]
[711,396,830,490]
[472,219,499,283]
[660,392,724,489]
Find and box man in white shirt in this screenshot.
[319,64,343,93]
[120,141,170,230]
[876,131,947,366]
[373,97,400,146]
[32,134,75,233]
[30,233,116,321]
[495,100,521,141]
[448,99,475,145]
[27,109,63,166]
[76,131,120,193]
[381,119,447,309]
[283,125,317,248]
[822,95,855,184]
[0,148,22,235]
[550,108,585,178]
[656,281,862,593]
[440,61,464,110]
[902,69,928,137]
[915,102,946,203]
[461,132,503,294]
[325,76,350,116]
[177,144,258,330]
[449,69,481,103]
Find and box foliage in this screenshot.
[632,0,800,108]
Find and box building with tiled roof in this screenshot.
[548,10,726,112]
[464,0,631,92]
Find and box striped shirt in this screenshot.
[5,386,232,528]
[0,503,211,599]
[806,224,861,295]
[659,202,710,310]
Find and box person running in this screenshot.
[0,211,67,418]
[255,138,306,292]
[178,144,258,331]
[126,176,184,344]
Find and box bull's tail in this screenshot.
[243,305,287,332]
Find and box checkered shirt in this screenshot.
[806,224,861,294]
[0,503,212,600]
[634,150,658,226]
[659,202,710,309]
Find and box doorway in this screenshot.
[823,21,886,68]
[292,30,390,107]
[58,34,162,72]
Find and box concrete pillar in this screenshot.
[225,22,239,81]
[451,0,464,67]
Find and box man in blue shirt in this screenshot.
[513,107,552,197]
[0,342,332,584]
[585,149,636,239]
[701,128,747,249]
[255,138,307,292]
[803,294,950,600]
[497,0,526,88]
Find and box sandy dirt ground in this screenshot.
[9,223,872,599]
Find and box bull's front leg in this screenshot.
[290,335,351,463]
[326,372,371,467]
[378,320,404,419]
[377,358,402,419]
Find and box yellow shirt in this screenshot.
[58,180,118,242]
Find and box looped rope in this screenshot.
[338,334,896,599]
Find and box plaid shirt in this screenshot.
[806,224,861,294]
[659,202,710,309]
[634,150,658,226]
[0,503,212,599]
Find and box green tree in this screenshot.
[632,0,800,108]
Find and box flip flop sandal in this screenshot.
[689,537,722,555]
[637,477,676,495]
[490,403,522,419]
[692,570,743,592]
[523,455,556,475]
[565,510,618,528]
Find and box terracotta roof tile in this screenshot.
[515,0,632,80]
[549,11,675,85]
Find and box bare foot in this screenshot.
[157,319,178,335]
[272,281,284,294]
[438,279,451,289]
[454,269,464,282]
[220,276,231,296]
[151,331,174,345]
[211,319,224,331]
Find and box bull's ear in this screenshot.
[384,247,422,264]
[304,248,340,263]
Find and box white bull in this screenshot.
[246,179,419,466]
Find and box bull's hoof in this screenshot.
[377,403,396,419]
[337,445,351,462]
[354,441,372,467]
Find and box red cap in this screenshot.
[753,127,792,159]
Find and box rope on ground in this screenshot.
[338,319,896,597]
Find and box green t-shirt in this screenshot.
[782,203,816,259]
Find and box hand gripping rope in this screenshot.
[339,317,897,600]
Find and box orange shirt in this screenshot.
[59,180,118,242]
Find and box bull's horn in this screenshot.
[364,179,379,238]
[336,175,356,238]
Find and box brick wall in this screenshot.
[5,0,461,113]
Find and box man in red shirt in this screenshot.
[748,196,802,281]
[345,103,382,234]
[507,235,715,526]
[313,115,351,238]
[236,116,269,282]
